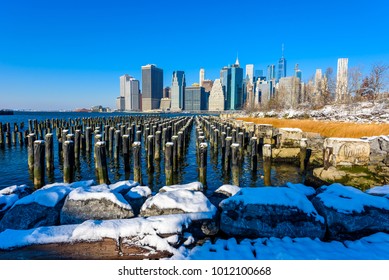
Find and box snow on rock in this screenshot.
[0,184,33,220]
[159,182,204,193]
[220,187,325,239]
[124,186,152,216]
[176,233,389,260]
[312,183,389,240]
[285,182,316,198]
[209,184,240,209]
[0,185,73,231]
[366,185,389,196]
[140,189,216,217]
[60,185,134,225]
[109,180,139,195]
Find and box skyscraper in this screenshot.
[221,58,243,110]
[267,64,275,81]
[245,64,254,83]
[170,71,186,111]
[208,79,225,111]
[336,58,348,102]
[141,64,163,111]
[199,68,205,86]
[277,44,287,81]
[294,64,302,81]
[118,74,140,111]
[184,86,207,111]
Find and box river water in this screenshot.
[0,112,304,196]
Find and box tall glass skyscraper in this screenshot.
[141,64,163,111]
[221,58,243,110]
[277,45,287,82]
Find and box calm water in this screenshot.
[0,111,304,196]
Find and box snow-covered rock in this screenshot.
[209,184,240,209]
[60,184,134,225]
[284,182,316,198]
[220,187,325,239]
[312,183,389,240]
[0,184,33,220]
[159,182,204,193]
[0,184,73,231]
[109,180,139,195]
[366,185,389,196]
[123,186,152,216]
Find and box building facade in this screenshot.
[221,58,243,110]
[336,58,348,102]
[184,86,207,111]
[208,79,225,111]
[117,74,140,111]
[245,64,254,83]
[141,64,163,111]
[170,71,186,111]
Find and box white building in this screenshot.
[245,64,254,84]
[199,68,205,86]
[118,74,140,111]
[208,79,225,111]
[336,58,348,102]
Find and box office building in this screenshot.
[208,79,225,111]
[199,68,205,86]
[116,96,125,111]
[277,45,287,81]
[118,74,140,111]
[221,57,243,110]
[141,64,163,111]
[245,64,254,83]
[184,86,207,111]
[294,64,302,81]
[336,58,348,102]
[267,64,276,81]
[170,71,186,111]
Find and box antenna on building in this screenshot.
[235,52,240,67]
[281,43,285,58]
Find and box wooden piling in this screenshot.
[85,127,92,152]
[300,138,308,171]
[147,135,154,170]
[132,141,142,184]
[165,142,173,186]
[263,144,272,186]
[63,140,75,183]
[198,142,207,187]
[28,133,36,171]
[224,136,232,170]
[250,137,258,171]
[74,130,81,160]
[155,130,161,160]
[122,135,130,173]
[45,133,54,172]
[95,141,109,184]
[33,140,45,189]
[114,130,121,160]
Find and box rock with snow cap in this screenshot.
[0,184,33,220]
[0,184,73,231]
[109,180,139,196]
[123,186,152,216]
[60,184,134,225]
[159,182,204,193]
[220,187,326,239]
[209,184,241,209]
[312,183,389,240]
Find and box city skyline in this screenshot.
[1,0,388,110]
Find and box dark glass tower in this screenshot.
[141,64,163,111]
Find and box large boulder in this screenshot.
[60,184,134,225]
[209,184,240,209]
[159,182,203,193]
[220,187,325,239]
[0,185,33,220]
[323,138,370,167]
[312,184,389,240]
[0,184,72,231]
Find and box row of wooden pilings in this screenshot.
[13,115,194,189]
[195,116,308,186]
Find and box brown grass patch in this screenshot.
[237,117,389,138]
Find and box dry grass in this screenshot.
[237,117,389,138]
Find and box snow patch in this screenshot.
[159,182,204,193]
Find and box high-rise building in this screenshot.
[277,45,287,81]
[336,58,348,102]
[141,64,163,111]
[221,58,243,110]
[314,69,322,92]
[163,87,171,98]
[278,76,301,108]
[267,64,276,81]
[116,96,125,111]
[170,71,186,111]
[118,74,140,111]
[245,64,254,83]
[184,86,207,111]
[294,64,302,81]
[199,68,205,86]
[208,79,225,111]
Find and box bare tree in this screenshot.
[369,63,389,97]
[348,66,363,100]
[324,67,336,102]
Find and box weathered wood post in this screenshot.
[147,135,154,171]
[122,135,130,174]
[263,144,272,186]
[0,123,3,146]
[132,141,142,184]
[250,137,258,171]
[45,133,54,172]
[165,142,173,186]
[172,135,178,171]
[109,127,115,153]
[300,138,308,171]
[238,132,244,155]
[224,136,232,170]
[231,143,240,186]
[198,142,207,187]
[85,127,92,152]
[33,140,45,188]
[114,130,121,161]
[136,130,142,142]
[214,129,219,151]
[155,130,161,160]
[162,128,167,151]
[177,131,184,158]
[63,140,75,183]
[74,130,81,160]
[17,131,23,146]
[28,133,36,171]
[95,141,109,184]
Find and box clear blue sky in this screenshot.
[0,0,388,110]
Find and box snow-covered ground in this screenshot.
[246,99,389,123]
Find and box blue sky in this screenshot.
[0,0,388,110]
